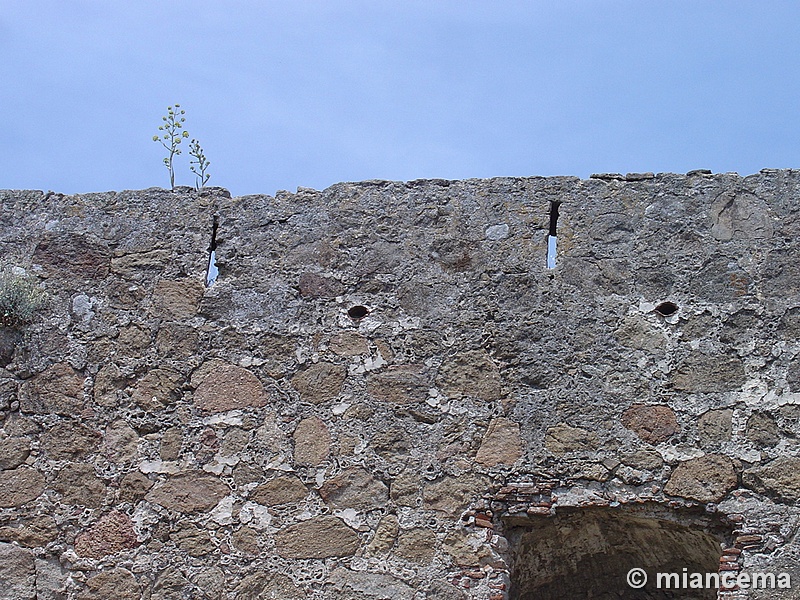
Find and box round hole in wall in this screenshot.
[654,301,679,317]
[348,305,369,320]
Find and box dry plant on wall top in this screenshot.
[189,138,211,190]
[0,268,46,328]
[153,104,189,189]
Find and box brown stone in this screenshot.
[437,350,502,401]
[146,471,228,513]
[423,475,487,515]
[545,424,599,455]
[232,572,305,600]
[18,363,84,416]
[366,514,398,555]
[118,471,153,503]
[93,363,127,406]
[231,526,260,555]
[152,278,205,319]
[52,463,106,507]
[664,454,737,503]
[111,249,171,278]
[0,515,57,548]
[326,567,415,600]
[0,467,45,507]
[475,417,523,466]
[329,332,369,356]
[116,324,151,352]
[298,272,345,298]
[0,437,30,470]
[671,354,747,393]
[76,568,141,600]
[250,476,308,506]
[41,421,101,460]
[171,524,211,557]
[394,527,436,563]
[0,541,36,599]
[621,404,679,444]
[743,456,800,502]
[745,412,780,447]
[390,470,420,507]
[131,368,183,411]
[159,427,183,461]
[155,323,200,359]
[367,364,431,405]
[103,420,139,463]
[74,511,138,558]
[293,416,330,466]
[194,363,267,413]
[291,362,346,404]
[319,467,389,510]
[442,530,493,568]
[698,409,733,446]
[274,516,359,559]
[33,233,111,280]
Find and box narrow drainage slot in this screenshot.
[348,305,369,320]
[546,201,560,270]
[654,301,679,317]
[205,215,219,287]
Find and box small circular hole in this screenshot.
[347,305,369,320]
[654,301,679,316]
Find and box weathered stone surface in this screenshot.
[389,470,420,507]
[232,572,305,600]
[171,524,211,557]
[664,454,737,503]
[152,278,204,319]
[299,272,345,298]
[0,515,57,548]
[0,467,45,507]
[326,567,414,600]
[545,424,599,455]
[111,248,171,277]
[698,408,733,446]
[34,557,66,600]
[274,516,360,558]
[231,526,260,555]
[291,362,346,404]
[475,417,523,466]
[146,472,228,513]
[319,467,389,510]
[442,530,494,568]
[74,511,138,558]
[194,363,266,413]
[613,316,665,352]
[52,463,106,507]
[250,476,307,506]
[621,450,664,472]
[0,541,36,599]
[155,323,199,358]
[102,420,138,463]
[131,368,183,411]
[159,427,183,461]
[621,404,679,444]
[292,416,330,466]
[76,568,141,600]
[329,332,369,356]
[92,362,127,406]
[119,471,153,503]
[394,527,436,563]
[745,412,779,447]
[743,457,800,502]
[0,437,30,470]
[367,364,431,404]
[437,350,502,400]
[41,421,101,460]
[366,514,398,555]
[18,363,84,415]
[33,233,110,280]
[150,566,192,600]
[671,354,747,393]
[423,475,487,515]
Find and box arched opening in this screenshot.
[507,505,730,599]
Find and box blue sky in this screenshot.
[2,1,800,197]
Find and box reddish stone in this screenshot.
[74,511,138,558]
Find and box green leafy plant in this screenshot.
[189,138,211,190]
[153,104,190,189]
[0,269,46,327]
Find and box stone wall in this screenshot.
[0,170,799,599]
